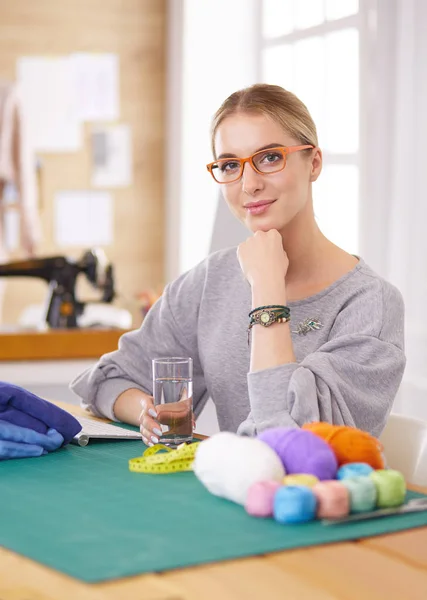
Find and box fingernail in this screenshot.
[148,409,157,418]
[153,428,162,436]
[151,435,159,444]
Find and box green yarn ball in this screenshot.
[369,469,406,508]
[341,475,377,513]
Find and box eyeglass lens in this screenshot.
[211,148,286,182]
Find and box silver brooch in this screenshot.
[292,317,323,336]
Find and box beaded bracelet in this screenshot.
[248,304,290,318]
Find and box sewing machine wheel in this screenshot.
[79,249,115,304]
[80,249,108,287]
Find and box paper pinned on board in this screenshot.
[70,53,120,122]
[90,124,132,188]
[17,56,82,152]
[54,190,113,246]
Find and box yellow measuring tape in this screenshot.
[128,441,201,474]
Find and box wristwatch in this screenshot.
[251,309,290,328]
[247,306,290,346]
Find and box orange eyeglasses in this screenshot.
[206,145,314,184]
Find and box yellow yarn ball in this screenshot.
[283,474,319,488]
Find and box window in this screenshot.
[261,0,360,254]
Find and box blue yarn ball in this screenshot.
[273,485,317,524]
[337,463,374,480]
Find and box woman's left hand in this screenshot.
[237,230,289,287]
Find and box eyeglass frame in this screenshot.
[206,145,315,184]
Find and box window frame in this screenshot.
[257,1,374,254]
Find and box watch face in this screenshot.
[260,311,271,324]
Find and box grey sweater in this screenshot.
[71,248,406,437]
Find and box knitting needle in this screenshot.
[322,497,427,525]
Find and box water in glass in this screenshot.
[154,377,193,446]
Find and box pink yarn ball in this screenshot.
[245,480,282,518]
[258,427,338,480]
[313,481,350,519]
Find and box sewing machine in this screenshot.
[0,249,116,328]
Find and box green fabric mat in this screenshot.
[1,437,427,583]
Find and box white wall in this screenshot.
[165,0,259,434]
[166,0,259,280]
[1,360,95,404]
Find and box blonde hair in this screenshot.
[211,83,318,157]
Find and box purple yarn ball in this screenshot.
[257,427,338,481]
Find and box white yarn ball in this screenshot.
[193,432,285,505]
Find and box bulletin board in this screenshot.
[0,0,166,325]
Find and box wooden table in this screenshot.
[1,404,427,600]
[0,329,128,361]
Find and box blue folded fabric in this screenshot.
[0,421,65,459]
[0,382,82,445]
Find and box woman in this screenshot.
[71,84,406,443]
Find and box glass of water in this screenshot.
[152,357,193,447]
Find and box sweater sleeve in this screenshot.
[237,280,406,438]
[70,262,208,421]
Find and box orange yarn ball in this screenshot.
[302,422,384,469]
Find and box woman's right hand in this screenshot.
[139,395,196,446]
[139,397,163,446]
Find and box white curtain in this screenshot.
[360,0,427,420]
